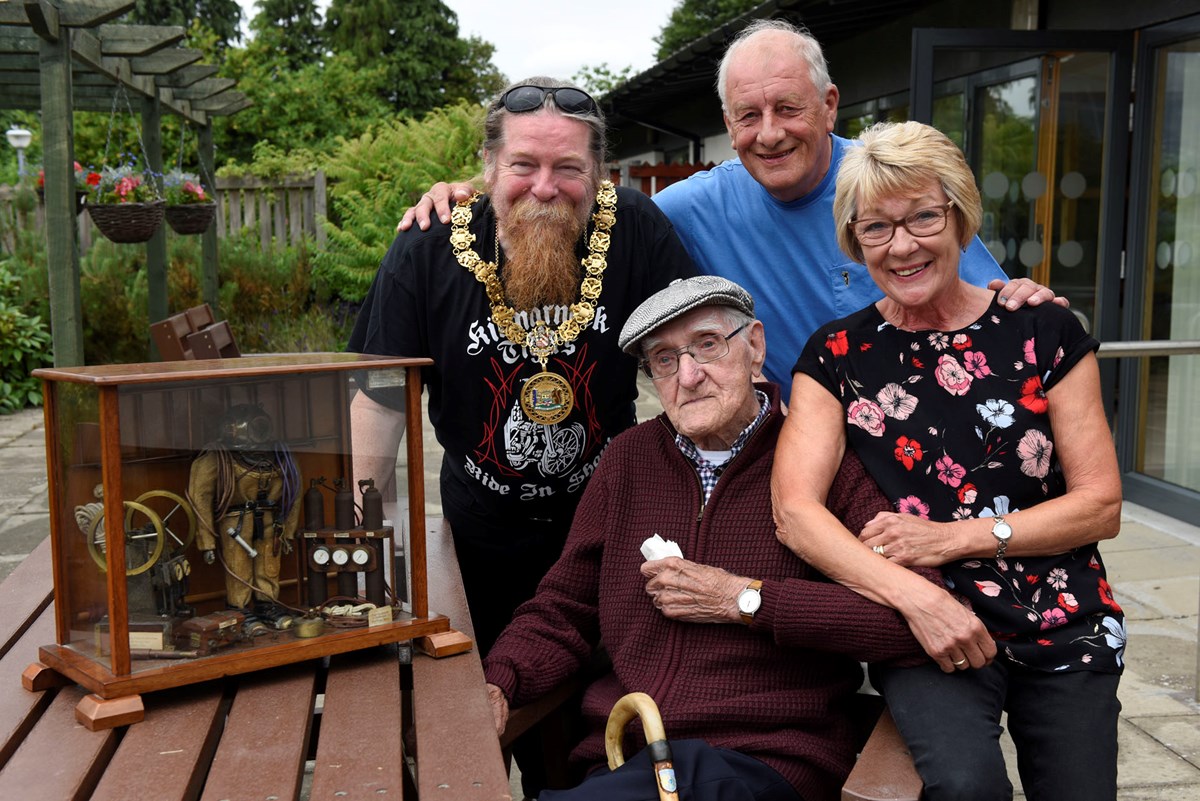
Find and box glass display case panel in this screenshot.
[34,354,447,697]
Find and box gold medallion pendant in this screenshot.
[520,371,574,425]
[451,181,618,426]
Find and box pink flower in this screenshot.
[936,455,966,487]
[1023,338,1037,364]
[963,350,993,378]
[876,383,918,420]
[1017,429,1053,478]
[1040,607,1067,629]
[896,496,930,518]
[847,398,886,437]
[935,354,973,395]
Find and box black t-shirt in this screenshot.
[349,187,696,523]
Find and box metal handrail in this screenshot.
[1097,340,1200,358]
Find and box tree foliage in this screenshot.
[324,0,482,116]
[654,0,760,60]
[248,0,326,70]
[128,0,244,51]
[316,102,486,301]
[573,63,636,96]
[217,34,392,167]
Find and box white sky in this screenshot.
[235,0,680,85]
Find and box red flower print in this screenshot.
[824,330,849,357]
[957,482,978,504]
[1018,375,1048,413]
[911,356,925,369]
[1057,592,1079,613]
[894,435,923,470]
[952,333,972,350]
[1026,574,1039,584]
[1037,638,1054,646]
[1098,577,1122,612]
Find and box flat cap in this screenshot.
[619,275,755,355]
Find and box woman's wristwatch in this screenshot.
[992,516,1013,559]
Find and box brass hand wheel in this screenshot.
[87,500,165,576]
[605,692,679,801]
[127,490,196,554]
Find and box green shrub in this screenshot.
[317,101,486,302]
[0,262,51,413]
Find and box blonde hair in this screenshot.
[834,121,982,263]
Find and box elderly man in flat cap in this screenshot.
[482,276,937,801]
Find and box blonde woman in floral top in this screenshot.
[771,120,1123,801]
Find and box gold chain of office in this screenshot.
[449,180,618,425]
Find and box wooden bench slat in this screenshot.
[90,682,226,801]
[309,648,405,800]
[0,606,57,769]
[199,665,317,801]
[412,519,510,798]
[0,685,119,801]
[0,536,53,662]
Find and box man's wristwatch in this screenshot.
[737,580,763,625]
[992,516,1013,559]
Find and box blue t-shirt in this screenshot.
[653,134,1007,400]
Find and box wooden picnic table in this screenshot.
[0,517,513,800]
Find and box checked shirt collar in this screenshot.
[675,390,769,503]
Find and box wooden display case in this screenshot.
[22,354,468,729]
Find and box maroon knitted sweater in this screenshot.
[484,383,930,800]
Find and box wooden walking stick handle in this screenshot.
[605,692,680,801]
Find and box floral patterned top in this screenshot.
[794,294,1124,674]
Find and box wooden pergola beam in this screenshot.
[156,63,218,88]
[129,46,201,74]
[0,0,134,27]
[170,77,235,100]
[97,23,185,56]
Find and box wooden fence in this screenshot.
[0,172,327,255]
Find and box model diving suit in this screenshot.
[187,404,301,631]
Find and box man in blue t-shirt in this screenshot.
[400,21,1058,400]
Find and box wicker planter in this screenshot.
[164,202,216,235]
[88,200,165,243]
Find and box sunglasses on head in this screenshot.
[498,85,599,116]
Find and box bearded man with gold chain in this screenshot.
[348,79,695,665]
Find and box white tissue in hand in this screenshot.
[640,533,683,561]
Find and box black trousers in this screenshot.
[872,660,1121,801]
[540,740,801,801]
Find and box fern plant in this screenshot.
[317,101,485,302]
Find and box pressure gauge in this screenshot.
[331,548,350,566]
[351,547,371,566]
[312,547,331,566]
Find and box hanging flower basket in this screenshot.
[88,200,166,243]
[164,202,216,235]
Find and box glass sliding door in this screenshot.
[1133,33,1200,494]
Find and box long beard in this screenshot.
[500,197,590,310]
